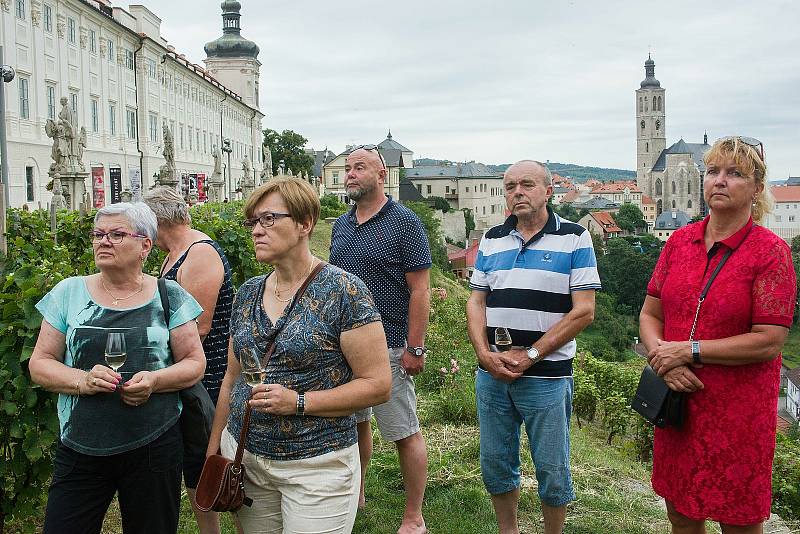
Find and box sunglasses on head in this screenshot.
[350,144,386,169]
[720,136,765,164]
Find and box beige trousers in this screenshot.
[221,427,360,534]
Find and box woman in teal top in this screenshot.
[29,202,205,534]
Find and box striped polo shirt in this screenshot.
[469,207,601,377]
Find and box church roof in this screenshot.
[378,131,411,152]
[204,0,260,60]
[654,210,690,230]
[640,54,661,89]
[651,139,711,173]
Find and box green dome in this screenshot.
[204,0,259,60]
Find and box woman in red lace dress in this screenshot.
[640,137,796,533]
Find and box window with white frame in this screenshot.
[147,59,157,79]
[46,84,56,120]
[67,18,77,44]
[148,113,158,143]
[19,77,30,119]
[126,108,136,139]
[179,124,184,150]
[69,91,78,117]
[108,103,116,135]
[90,99,99,132]
[776,215,782,223]
[188,127,193,151]
[107,39,115,63]
[89,30,97,53]
[43,4,52,32]
[125,49,135,70]
[15,0,25,19]
[791,216,796,223]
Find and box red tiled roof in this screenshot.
[771,186,800,203]
[786,367,800,386]
[642,195,656,204]
[448,241,480,266]
[591,181,641,194]
[561,190,580,203]
[591,211,622,233]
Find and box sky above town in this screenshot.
[154,0,799,178]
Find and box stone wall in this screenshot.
[434,209,467,244]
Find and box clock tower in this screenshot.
[636,55,666,195]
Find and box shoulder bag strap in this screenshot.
[233,261,327,464]
[157,277,170,328]
[688,225,754,341]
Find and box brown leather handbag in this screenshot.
[194,262,326,513]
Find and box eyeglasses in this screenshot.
[721,136,765,163]
[243,211,292,228]
[351,144,386,169]
[90,230,147,244]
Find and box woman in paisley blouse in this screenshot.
[640,137,796,533]
[207,177,392,534]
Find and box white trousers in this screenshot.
[221,427,360,534]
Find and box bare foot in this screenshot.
[397,519,427,534]
[358,492,366,511]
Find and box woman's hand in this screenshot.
[249,383,298,416]
[120,371,158,407]
[649,339,692,376]
[83,364,120,395]
[662,365,704,393]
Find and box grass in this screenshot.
[782,326,800,369]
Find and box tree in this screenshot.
[554,203,580,222]
[428,196,451,213]
[262,128,314,177]
[597,238,659,313]
[320,194,348,220]
[613,203,647,234]
[403,201,449,271]
[791,235,800,254]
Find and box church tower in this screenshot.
[203,1,261,109]
[636,55,666,195]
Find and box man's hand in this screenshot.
[401,349,425,376]
[478,349,523,383]
[662,365,704,393]
[506,348,535,375]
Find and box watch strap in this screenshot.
[691,341,701,365]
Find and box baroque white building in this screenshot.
[1,0,263,208]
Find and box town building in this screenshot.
[589,181,642,205]
[652,209,690,241]
[405,161,506,231]
[578,210,623,242]
[763,185,800,242]
[1,0,263,208]
[641,194,657,229]
[635,55,709,219]
[785,368,800,422]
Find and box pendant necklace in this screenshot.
[101,274,144,306]
[273,259,315,303]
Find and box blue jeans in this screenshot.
[476,369,575,507]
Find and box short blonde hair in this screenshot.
[143,186,191,225]
[704,137,771,223]
[244,177,320,229]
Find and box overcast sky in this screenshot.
[152,0,799,178]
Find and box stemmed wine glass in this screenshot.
[495,327,513,352]
[105,332,127,372]
[240,348,265,387]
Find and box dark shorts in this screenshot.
[43,423,182,534]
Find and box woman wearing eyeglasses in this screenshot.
[640,137,795,533]
[29,202,206,534]
[206,177,391,534]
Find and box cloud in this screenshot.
[154,0,800,177]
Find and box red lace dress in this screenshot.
[647,217,796,525]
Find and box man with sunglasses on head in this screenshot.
[329,146,431,534]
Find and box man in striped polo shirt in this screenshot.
[466,160,600,534]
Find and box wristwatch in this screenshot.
[296,392,305,416]
[407,346,427,358]
[691,341,701,365]
[526,346,541,363]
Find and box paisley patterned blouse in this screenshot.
[647,217,796,525]
[226,264,382,460]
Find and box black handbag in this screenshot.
[631,230,750,428]
[157,278,216,456]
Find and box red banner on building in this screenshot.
[196,173,207,202]
[92,166,105,208]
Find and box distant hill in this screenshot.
[413,159,635,183]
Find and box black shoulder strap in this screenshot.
[157,277,170,327]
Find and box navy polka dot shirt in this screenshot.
[330,197,432,348]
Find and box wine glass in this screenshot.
[495,327,513,352]
[240,348,265,387]
[105,332,127,372]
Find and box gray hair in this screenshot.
[143,186,191,225]
[94,202,158,241]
